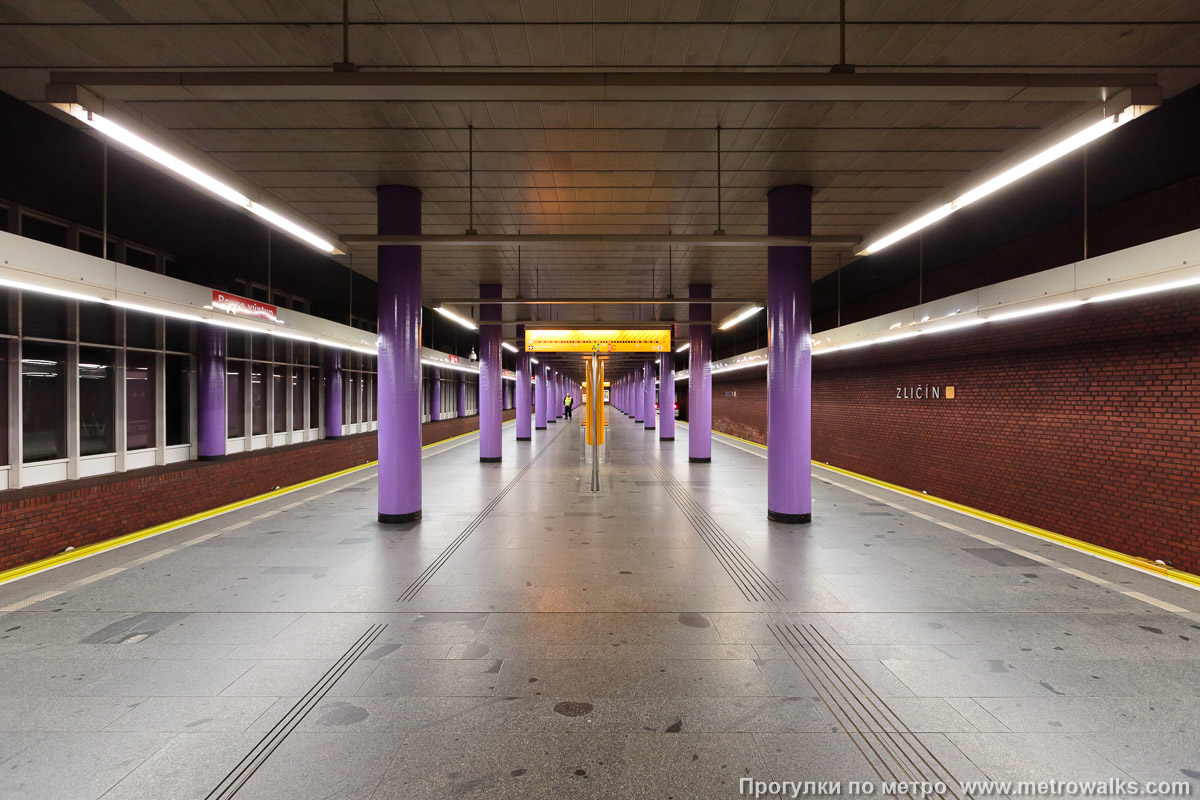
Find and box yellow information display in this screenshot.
[524,328,670,353]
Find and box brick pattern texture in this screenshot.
[705,289,1200,572]
[1,410,524,572]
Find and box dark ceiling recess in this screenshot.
[0,90,373,327]
[811,83,1200,332]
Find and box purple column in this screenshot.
[376,184,423,522]
[324,347,343,439]
[767,185,813,523]
[643,358,656,430]
[430,368,442,422]
[688,283,712,462]
[516,325,532,440]
[198,325,226,459]
[457,372,467,418]
[479,283,503,462]
[546,368,557,424]
[659,352,675,441]
[534,362,547,429]
[633,367,643,423]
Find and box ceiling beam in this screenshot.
[341,234,856,247]
[436,297,759,306]
[46,70,1155,104]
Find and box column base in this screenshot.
[689,456,711,463]
[535,426,547,430]
[659,436,675,441]
[644,426,656,431]
[480,456,502,463]
[379,510,421,523]
[198,454,226,462]
[516,436,531,441]
[768,510,812,524]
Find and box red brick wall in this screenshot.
[707,289,1200,572]
[1,411,525,572]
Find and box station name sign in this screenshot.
[524,329,671,353]
[211,290,278,323]
[895,384,956,399]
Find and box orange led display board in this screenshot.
[524,328,671,353]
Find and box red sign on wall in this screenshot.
[211,290,277,323]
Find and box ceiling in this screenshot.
[1,0,1198,338]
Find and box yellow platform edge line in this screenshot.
[0,422,512,587]
[703,428,1200,591]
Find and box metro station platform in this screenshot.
[2,414,1198,799]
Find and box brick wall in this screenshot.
[703,288,1200,572]
[1,410,526,572]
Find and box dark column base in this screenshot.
[480,456,502,463]
[689,456,711,463]
[535,426,547,430]
[516,436,531,441]
[645,426,656,431]
[379,510,421,523]
[659,437,675,441]
[768,510,812,524]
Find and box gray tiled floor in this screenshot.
[2,414,1200,799]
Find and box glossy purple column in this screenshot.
[324,347,343,439]
[767,184,813,523]
[516,325,532,440]
[534,362,547,429]
[546,368,557,423]
[688,283,712,462]
[643,358,656,430]
[659,352,675,441]
[197,325,226,459]
[430,368,442,422]
[457,372,467,418]
[633,367,643,423]
[377,184,423,523]
[479,283,503,462]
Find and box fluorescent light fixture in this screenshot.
[54,103,342,255]
[420,358,479,374]
[983,299,1084,323]
[857,104,1152,256]
[718,303,763,331]
[501,341,519,353]
[0,276,104,304]
[676,342,691,353]
[1087,274,1200,304]
[435,305,478,330]
[531,358,539,364]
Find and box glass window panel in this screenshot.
[227,330,247,359]
[79,303,118,345]
[78,232,104,258]
[292,343,307,366]
[22,294,70,340]
[125,310,157,349]
[292,368,305,431]
[272,292,287,308]
[78,347,116,456]
[0,288,11,335]
[251,333,267,361]
[309,368,320,430]
[251,364,267,435]
[273,366,286,433]
[166,354,190,446]
[226,361,245,438]
[21,342,68,462]
[251,285,269,302]
[20,214,69,247]
[349,372,360,424]
[125,247,157,272]
[165,319,191,353]
[309,345,321,367]
[0,343,8,466]
[126,351,156,451]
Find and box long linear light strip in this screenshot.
[434,305,478,330]
[0,276,374,354]
[672,271,1200,369]
[54,103,342,255]
[857,104,1150,256]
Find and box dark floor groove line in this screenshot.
[644,453,787,602]
[802,623,978,800]
[205,623,386,800]
[776,623,955,800]
[770,621,978,800]
[399,423,570,602]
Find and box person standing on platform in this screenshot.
[564,394,574,420]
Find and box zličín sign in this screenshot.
[895,385,956,399]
